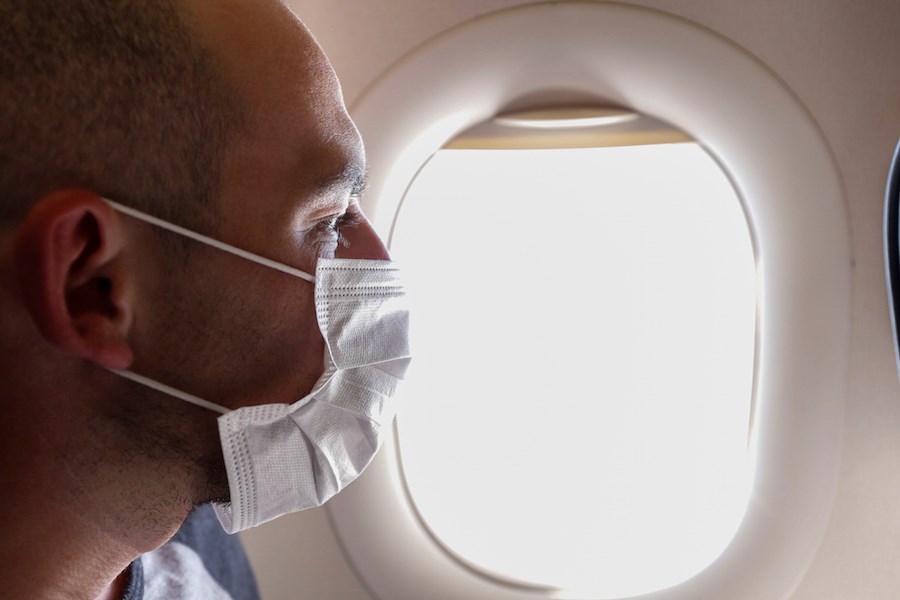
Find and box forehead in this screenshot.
[188,0,331,104]
[184,0,364,204]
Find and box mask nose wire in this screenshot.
[102,198,318,284]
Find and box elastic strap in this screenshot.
[107,368,230,415]
[104,198,316,284]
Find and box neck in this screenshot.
[0,257,222,600]
[95,572,129,600]
[0,377,191,600]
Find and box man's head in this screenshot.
[0,0,385,546]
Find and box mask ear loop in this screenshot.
[103,198,317,284]
[106,367,231,415]
[100,197,319,415]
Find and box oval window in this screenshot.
[389,109,757,598]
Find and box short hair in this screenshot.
[0,0,245,232]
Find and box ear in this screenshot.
[13,190,134,369]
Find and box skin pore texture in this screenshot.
[0,1,389,599]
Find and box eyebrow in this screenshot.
[315,159,368,197]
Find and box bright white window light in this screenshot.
[389,143,756,599]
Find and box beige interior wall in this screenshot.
[241,1,900,598]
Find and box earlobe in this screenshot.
[13,191,134,369]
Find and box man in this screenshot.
[0,0,406,598]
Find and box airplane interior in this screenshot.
[204,0,900,598]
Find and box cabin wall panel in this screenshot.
[238,1,900,597]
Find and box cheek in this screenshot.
[135,246,325,407]
[208,264,326,405]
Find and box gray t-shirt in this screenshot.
[121,504,259,600]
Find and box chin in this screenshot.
[191,448,230,505]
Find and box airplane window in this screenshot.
[388,115,757,598]
[330,6,850,598]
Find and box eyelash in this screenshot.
[322,209,363,247]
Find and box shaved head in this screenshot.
[0,0,245,232]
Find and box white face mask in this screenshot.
[103,199,411,533]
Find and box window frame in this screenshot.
[327,4,851,599]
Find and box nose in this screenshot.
[336,211,391,261]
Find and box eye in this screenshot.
[321,209,363,247]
